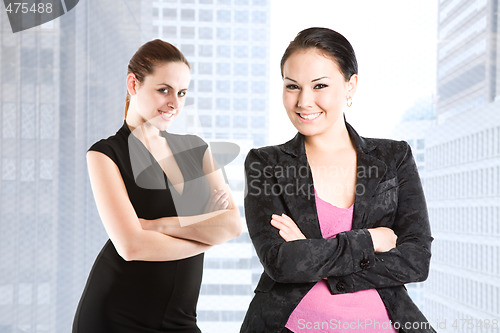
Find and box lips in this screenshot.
[298,112,322,121]
[158,110,175,121]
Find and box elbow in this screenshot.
[114,241,141,262]
[216,211,243,244]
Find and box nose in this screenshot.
[167,95,180,110]
[297,88,313,109]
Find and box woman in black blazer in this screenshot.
[241,28,435,332]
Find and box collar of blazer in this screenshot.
[273,114,390,233]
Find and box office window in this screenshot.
[181,0,194,3]
[2,47,16,80]
[216,98,230,110]
[216,80,230,93]
[40,104,54,139]
[199,63,213,74]
[40,159,53,180]
[234,63,248,76]
[199,80,213,92]
[164,26,177,38]
[199,45,213,57]
[252,0,266,5]
[164,8,177,19]
[2,158,16,181]
[217,27,231,40]
[216,63,231,75]
[181,44,195,56]
[235,0,249,5]
[251,10,266,23]
[21,159,35,182]
[251,63,266,76]
[216,115,230,128]
[251,99,265,110]
[2,103,16,138]
[199,27,213,39]
[199,9,213,22]
[251,28,265,41]
[199,115,212,127]
[233,81,248,93]
[251,81,266,93]
[181,9,195,21]
[252,46,266,58]
[198,97,212,110]
[233,116,247,128]
[217,45,230,58]
[21,104,35,139]
[21,48,37,83]
[235,11,249,23]
[251,116,265,128]
[217,0,230,4]
[200,0,213,3]
[234,98,247,110]
[217,10,231,22]
[181,27,195,39]
[234,28,248,40]
[233,46,248,58]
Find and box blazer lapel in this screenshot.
[345,120,388,230]
[274,116,388,237]
[275,133,323,239]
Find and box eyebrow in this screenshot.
[157,83,188,91]
[283,76,329,83]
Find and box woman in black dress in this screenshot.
[73,39,242,333]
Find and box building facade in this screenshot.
[422,0,500,330]
[144,1,270,331]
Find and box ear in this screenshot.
[346,74,358,97]
[126,73,140,96]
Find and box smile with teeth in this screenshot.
[298,112,322,120]
[158,110,175,119]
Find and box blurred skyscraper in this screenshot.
[141,1,270,331]
[423,0,500,330]
[0,1,143,332]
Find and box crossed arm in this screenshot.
[245,144,432,290]
[87,147,242,262]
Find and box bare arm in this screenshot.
[140,147,242,245]
[87,151,211,261]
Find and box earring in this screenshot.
[346,96,352,107]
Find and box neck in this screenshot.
[125,108,162,142]
[304,116,352,153]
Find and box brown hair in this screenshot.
[124,39,190,118]
[280,27,358,81]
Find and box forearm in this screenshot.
[256,228,376,283]
[145,209,242,245]
[120,229,212,261]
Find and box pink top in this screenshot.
[285,191,396,332]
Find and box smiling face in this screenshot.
[282,48,357,138]
[127,61,190,132]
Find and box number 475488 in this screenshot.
[5,2,53,14]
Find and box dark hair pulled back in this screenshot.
[124,39,190,118]
[280,27,358,81]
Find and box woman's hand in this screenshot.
[367,227,397,252]
[204,188,230,213]
[271,214,306,242]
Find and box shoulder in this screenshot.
[244,144,285,167]
[166,132,207,150]
[88,126,129,166]
[363,136,412,169]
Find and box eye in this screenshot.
[314,83,328,89]
[178,90,187,97]
[158,88,168,94]
[286,84,299,90]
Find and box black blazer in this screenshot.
[241,119,435,333]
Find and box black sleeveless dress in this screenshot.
[73,121,210,333]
